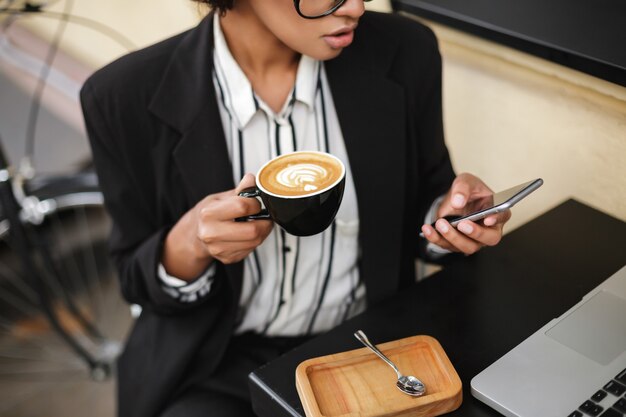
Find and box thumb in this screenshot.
[449,172,487,209]
[236,173,257,194]
[449,180,470,209]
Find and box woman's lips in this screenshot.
[323,29,355,49]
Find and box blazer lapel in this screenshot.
[171,101,235,204]
[147,14,242,298]
[326,19,407,305]
[148,14,235,203]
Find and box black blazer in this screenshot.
[81,11,454,417]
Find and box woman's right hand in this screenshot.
[162,174,273,280]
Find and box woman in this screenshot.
[80,0,508,415]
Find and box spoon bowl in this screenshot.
[397,375,426,396]
[354,330,426,397]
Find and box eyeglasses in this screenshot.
[294,0,372,19]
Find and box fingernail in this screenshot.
[452,193,465,208]
[436,220,449,233]
[422,227,431,237]
[458,222,473,234]
[484,217,496,226]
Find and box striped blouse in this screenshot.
[213,14,365,336]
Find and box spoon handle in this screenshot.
[354,330,401,378]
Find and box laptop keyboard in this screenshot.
[568,368,626,417]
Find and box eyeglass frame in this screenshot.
[293,0,372,19]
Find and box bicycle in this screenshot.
[0,139,129,383]
[0,0,133,391]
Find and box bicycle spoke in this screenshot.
[75,206,105,320]
[0,288,42,318]
[35,236,104,342]
[0,262,40,304]
[50,213,100,321]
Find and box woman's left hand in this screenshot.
[420,173,511,255]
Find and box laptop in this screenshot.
[471,265,626,417]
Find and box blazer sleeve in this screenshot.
[406,24,456,259]
[80,79,224,315]
[416,26,455,214]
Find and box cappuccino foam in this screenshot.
[259,152,343,197]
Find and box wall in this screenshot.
[6,0,625,231]
[413,18,626,232]
[8,0,203,69]
[14,0,392,68]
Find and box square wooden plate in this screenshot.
[295,335,462,417]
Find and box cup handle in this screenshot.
[235,187,271,221]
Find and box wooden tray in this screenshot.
[295,335,462,417]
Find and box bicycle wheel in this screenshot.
[0,170,131,416]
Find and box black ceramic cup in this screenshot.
[237,151,346,236]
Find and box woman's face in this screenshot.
[246,0,366,60]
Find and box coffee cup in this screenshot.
[237,151,346,236]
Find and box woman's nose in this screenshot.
[333,0,366,19]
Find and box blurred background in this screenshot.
[0,0,624,416]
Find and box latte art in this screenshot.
[276,163,328,192]
[258,151,344,197]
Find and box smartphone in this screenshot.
[422,178,543,234]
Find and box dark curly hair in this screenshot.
[192,0,235,15]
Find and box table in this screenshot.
[248,199,626,416]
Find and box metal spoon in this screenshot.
[354,330,426,397]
